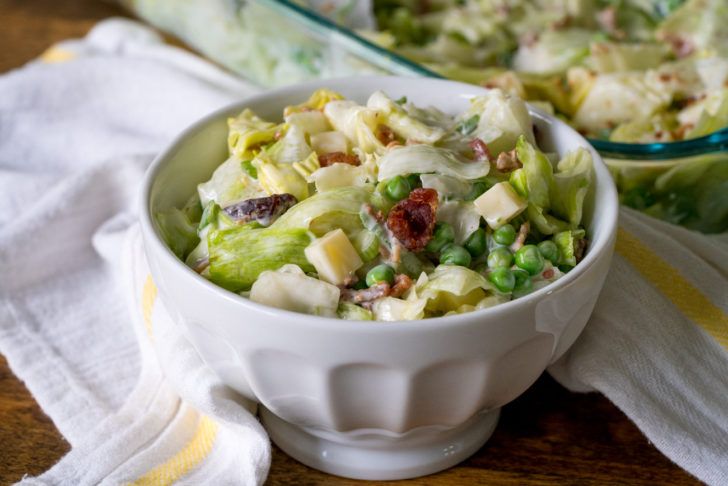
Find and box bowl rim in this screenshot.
[140,75,619,331]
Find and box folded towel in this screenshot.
[549,209,728,485]
[2,16,727,486]
[0,19,269,485]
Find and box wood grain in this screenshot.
[0,0,701,484]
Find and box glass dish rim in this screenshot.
[261,0,728,161]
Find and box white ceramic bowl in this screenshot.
[140,76,618,480]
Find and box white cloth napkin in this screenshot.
[549,210,728,485]
[0,19,270,485]
[2,16,728,486]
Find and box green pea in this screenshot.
[406,173,421,189]
[488,267,516,293]
[466,181,488,201]
[385,175,411,201]
[440,244,472,267]
[426,222,455,253]
[464,228,487,258]
[493,224,516,246]
[366,264,395,287]
[512,268,532,291]
[537,240,560,263]
[487,247,513,269]
[515,245,545,275]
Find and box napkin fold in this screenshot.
[2,17,727,486]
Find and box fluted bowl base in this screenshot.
[261,407,500,480]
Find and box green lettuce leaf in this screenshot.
[272,186,373,231]
[516,136,554,210]
[227,109,280,158]
[458,90,535,155]
[553,229,586,267]
[366,90,445,144]
[377,145,490,181]
[551,148,594,226]
[371,296,427,321]
[156,207,200,260]
[337,302,374,321]
[197,156,267,208]
[207,226,314,292]
[250,265,340,317]
[417,265,493,312]
[264,125,312,165]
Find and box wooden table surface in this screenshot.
[0,1,700,484]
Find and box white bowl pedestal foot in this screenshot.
[260,407,500,480]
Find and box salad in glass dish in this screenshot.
[372,0,728,144]
[157,88,594,321]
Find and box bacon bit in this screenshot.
[495,149,521,172]
[510,222,530,252]
[386,188,439,252]
[575,238,588,263]
[390,274,413,298]
[340,283,390,307]
[542,268,555,280]
[376,124,397,146]
[469,138,492,162]
[318,151,360,167]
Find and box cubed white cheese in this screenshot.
[473,182,527,229]
[304,229,363,285]
[311,131,349,155]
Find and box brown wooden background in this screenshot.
[0,0,700,484]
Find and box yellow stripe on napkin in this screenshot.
[616,228,728,349]
[130,415,219,486]
[40,45,77,64]
[141,275,158,338]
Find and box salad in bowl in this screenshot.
[157,87,594,321]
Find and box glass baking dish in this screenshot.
[120,0,728,233]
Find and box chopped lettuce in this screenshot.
[437,201,483,244]
[254,155,309,201]
[516,136,554,210]
[323,100,385,154]
[371,296,427,321]
[420,174,473,200]
[272,186,373,231]
[512,29,593,75]
[377,145,490,180]
[227,109,280,158]
[197,156,267,208]
[250,265,340,317]
[156,207,200,260]
[366,90,446,143]
[207,226,314,292]
[551,148,594,226]
[284,88,344,115]
[417,265,493,312]
[553,229,586,267]
[337,301,374,320]
[264,124,312,165]
[458,90,535,155]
